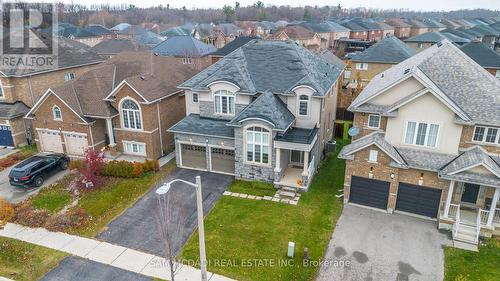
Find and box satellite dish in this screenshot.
[348,127,360,137]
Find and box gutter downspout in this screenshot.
[157,103,164,156]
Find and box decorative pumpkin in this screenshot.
[297,179,302,186]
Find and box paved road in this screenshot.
[317,205,452,281]
[0,164,69,204]
[44,168,233,280]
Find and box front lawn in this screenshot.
[30,177,73,213]
[180,139,347,281]
[444,238,500,281]
[228,180,277,197]
[0,236,68,281]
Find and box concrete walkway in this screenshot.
[0,223,233,281]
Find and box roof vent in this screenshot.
[436,41,443,47]
[381,73,384,78]
[403,68,410,75]
[140,76,146,80]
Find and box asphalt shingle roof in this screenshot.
[404,31,470,44]
[300,21,350,33]
[168,114,234,138]
[91,39,147,55]
[152,36,216,57]
[228,92,295,131]
[179,40,342,96]
[350,36,416,64]
[209,36,259,57]
[338,131,406,164]
[350,40,500,126]
[275,127,319,144]
[460,41,500,69]
[0,102,30,119]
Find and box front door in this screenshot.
[290,150,304,165]
[461,183,480,204]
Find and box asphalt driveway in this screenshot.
[317,205,452,281]
[97,168,233,256]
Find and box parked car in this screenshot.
[9,154,69,188]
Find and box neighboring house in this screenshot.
[460,41,500,79]
[339,40,500,249]
[468,24,500,48]
[152,36,216,64]
[404,31,470,52]
[235,21,263,36]
[194,23,227,48]
[406,19,429,37]
[47,23,105,47]
[355,20,384,42]
[217,23,243,40]
[134,31,165,48]
[25,52,207,159]
[375,22,395,38]
[300,21,350,49]
[169,40,342,192]
[115,25,148,40]
[86,24,114,39]
[0,37,104,147]
[423,19,447,32]
[349,37,416,89]
[208,36,259,63]
[270,25,322,52]
[90,38,148,57]
[160,24,195,37]
[440,19,462,30]
[442,28,478,41]
[385,19,412,39]
[341,21,368,41]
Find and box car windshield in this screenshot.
[9,169,28,177]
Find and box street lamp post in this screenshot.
[156,176,208,281]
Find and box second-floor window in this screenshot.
[299,95,309,116]
[214,90,235,115]
[404,121,439,147]
[192,93,199,103]
[182,57,192,64]
[473,126,499,144]
[121,99,142,130]
[356,63,368,70]
[246,127,270,165]
[64,73,76,81]
[368,114,380,129]
[53,106,62,120]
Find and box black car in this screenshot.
[9,154,69,188]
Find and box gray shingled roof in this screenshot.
[300,21,350,33]
[0,102,30,119]
[152,35,216,57]
[168,114,234,138]
[209,36,259,57]
[179,40,342,96]
[396,147,456,171]
[460,41,500,69]
[228,92,295,131]
[275,127,319,144]
[91,39,147,55]
[404,31,470,44]
[338,131,406,164]
[350,36,416,64]
[318,50,346,70]
[350,40,500,126]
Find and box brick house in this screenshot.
[269,25,322,52]
[0,38,104,147]
[300,21,350,49]
[152,36,216,65]
[406,19,429,37]
[25,52,206,159]
[405,31,470,52]
[385,19,412,39]
[341,21,368,41]
[339,40,500,249]
[169,40,342,192]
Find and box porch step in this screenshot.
[454,232,476,243]
[453,240,478,252]
[278,190,296,198]
[457,225,478,237]
[281,186,296,193]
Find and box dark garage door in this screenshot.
[0,125,14,147]
[396,183,442,218]
[349,176,390,210]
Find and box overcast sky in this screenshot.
[51,0,500,11]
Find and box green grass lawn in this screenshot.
[228,180,277,197]
[444,238,500,281]
[30,177,73,213]
[0,236,68,281]
[180,139,348,281]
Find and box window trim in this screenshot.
[298,95,310,116]
[472,125,500,145]
[192,92,199,103]
[403,121,440,148]
[119,97,143,131]
[52,105,62,121]
[122,140,146,156]
[368,150,378,163]
[64,72,76,81]
[244,126,272,166]
[367,114,380,129]
[213,90,235,116]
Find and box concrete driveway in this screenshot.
[0,164,69,204]
[317,205,452,281]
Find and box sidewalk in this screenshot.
[0,223,233,281]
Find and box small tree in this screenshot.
[0,198,14,229]
[81,149,105,188]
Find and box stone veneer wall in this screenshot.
[199,101,247,120]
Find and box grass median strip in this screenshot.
[180,139,347,281]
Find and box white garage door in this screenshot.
[39,130,64,153]
[64,133,88,156]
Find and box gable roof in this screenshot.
[209,36,259,57]
[91,39,148,55]
[160,25,193,37]
[442,28,477,40]
[86,24,112,36]
[272,25,317,40]
[460,41,500,69]
[338,131,406,164]
[228,92,295,131]
[350,40,500,126]
[152,36,216,57]
[300,21,349,33]
[404,31,470,44]
[179,40,342,97]
[0,102,30,119]
[423,19,446,29]
[351,36,416,64]
[341,21,366,32]
[385,19,412,28]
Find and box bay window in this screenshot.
[404,121,439,147]
[246,127,270,164]
[214,90,235,115]
[473,126,499,144]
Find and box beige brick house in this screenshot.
[0,38,104,147]
[25,52,206,159]
[339,40,500,250]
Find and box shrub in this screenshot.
[69,159,86,170]
[0,198,15,227]
[81,149,105,188]
[12,203,49,228]
[44,208,90,232]
[101,160,159,178]
[132,162,144,177]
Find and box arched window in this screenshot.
[53,106,62,120]
[246,127,270,164]
[214,90,235,115]
[121,99,142,130]
[299,95,309,116]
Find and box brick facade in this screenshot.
[459,125,500,154]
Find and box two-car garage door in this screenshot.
[180,144,235,174]
[38,129,88,156]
